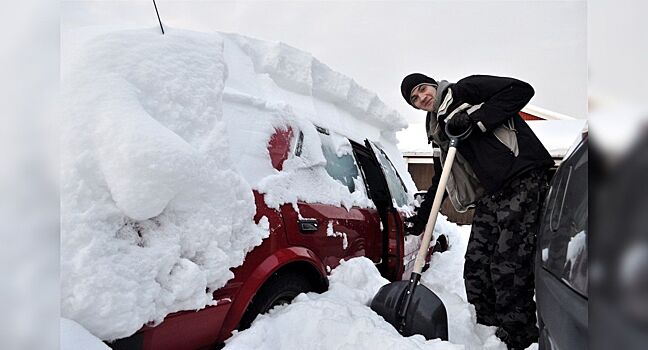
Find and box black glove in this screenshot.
[404,174,449,235]
[404,215,426,236]
[405,188,434,235]
[446,111,473,136]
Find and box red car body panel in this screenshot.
[136,301,231,350]
[214,191,329,344]
[281,202,382,270]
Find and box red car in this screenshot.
[110,124,438,350]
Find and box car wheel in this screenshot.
[238,271,313,331]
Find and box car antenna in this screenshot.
[152,0,165,35]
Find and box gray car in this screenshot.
[535,133,588,349]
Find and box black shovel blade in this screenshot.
[370,280,448,340]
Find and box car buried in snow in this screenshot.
[90,29,455,349]
[109,122,441,350]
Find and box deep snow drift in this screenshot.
[61,27,412,341]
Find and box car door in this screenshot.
[536,138,588,350]
[281,126,382,271]
[364,140,417,280]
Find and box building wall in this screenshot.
[408,163,434,190]
[406,161,474,225]
[520,111,543,121]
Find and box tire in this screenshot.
[238,271,314,331]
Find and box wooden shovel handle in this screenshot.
[412,145,458,274]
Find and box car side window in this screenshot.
[318,130,365,195]
[539,140,588,297]
[373,146,409,208]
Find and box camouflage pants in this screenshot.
[464,169,548,349]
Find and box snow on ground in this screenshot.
[420,219,506,350]
[223,215,537,350]
[223,254,461,350]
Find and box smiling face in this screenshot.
[409,83,437,111]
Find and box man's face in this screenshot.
[410,84,437,112]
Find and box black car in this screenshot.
[535,132,588,350]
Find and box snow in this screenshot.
[566,230,586,268]
[327,221,349,250]
[226,33,407,132]
[61,213,539,350]
[420,219,506,350]
[224,257,462,350]
[60,318,110,350]
[61,26,417,342]
[61,28,268,341]
[252,115,375,210]
[224,215,537,350]
[542,248,549,262]
[219,31,416,194]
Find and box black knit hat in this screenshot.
[401,73,438,107]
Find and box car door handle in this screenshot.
[298,219,319,233]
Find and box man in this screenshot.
[401,73,553,349]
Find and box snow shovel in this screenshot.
[370,123,473,341]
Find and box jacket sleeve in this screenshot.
[455,75,534,132]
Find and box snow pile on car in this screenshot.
[219,32,417,200]
[61,27,415,341]
[219,93,377,210]
[225,33,407,133]
[61,28,269,341]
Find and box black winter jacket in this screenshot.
[429,75,553,194]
